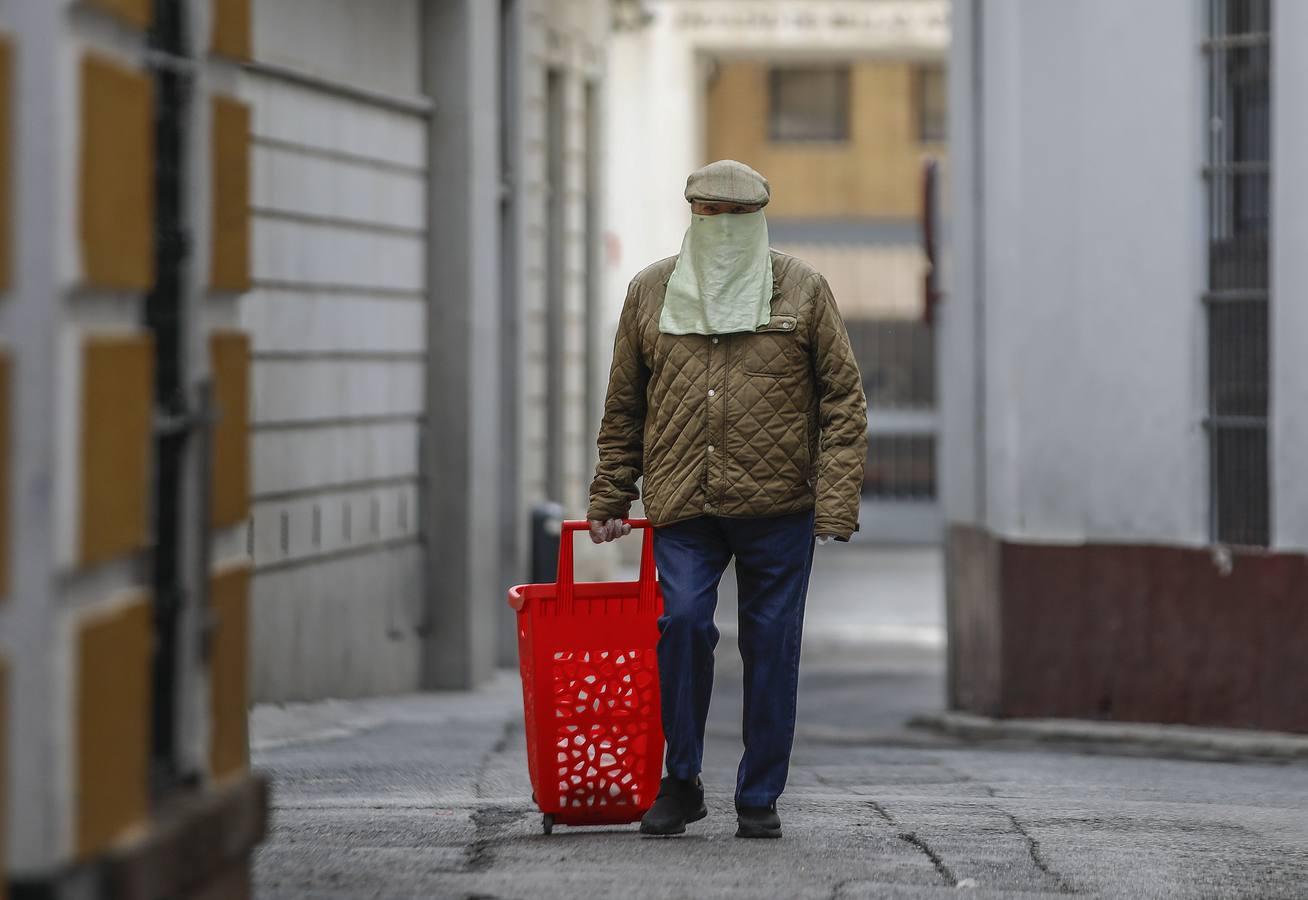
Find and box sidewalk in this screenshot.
[250,547,1308,898]
[251,662,1308,899]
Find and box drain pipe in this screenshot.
[970,0,988,528]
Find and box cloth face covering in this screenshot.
[659,210,773,336]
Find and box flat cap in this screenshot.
[684,159,770,207]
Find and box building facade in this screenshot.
[0,0,611,894]
[942,0,1308,731]
[239,0,610,701]
[602,0,950,544]
[0,0,265,895]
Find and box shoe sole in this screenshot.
[735,822,782,839]
[639,805,708,836]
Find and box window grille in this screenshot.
[768,66,850,142]
[1204,0,1271,546]
[864,435,936,501]
[846,319,936,501]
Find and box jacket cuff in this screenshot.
[814,518,857,542]
[587,501,631,523]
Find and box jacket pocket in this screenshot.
[743,315,802,375]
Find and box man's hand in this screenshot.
[589,518,632,544]
[817,534,835,546]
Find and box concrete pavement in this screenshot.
[251,666,1308,898]
[251,545,1308,898]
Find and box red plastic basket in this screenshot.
[507,519,665,835]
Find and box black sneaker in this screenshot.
[735,803,782,839]
[639,776,707,836]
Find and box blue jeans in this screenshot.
[652,509,816,808]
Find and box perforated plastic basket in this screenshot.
[507,519,665,834]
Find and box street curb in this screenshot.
[909,711,1308,764]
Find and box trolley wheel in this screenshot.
[542,814,555,835]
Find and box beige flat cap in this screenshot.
[684,159,770,207]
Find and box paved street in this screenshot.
[251,546,1308,898]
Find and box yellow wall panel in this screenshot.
[210,564,251,779]
[0,351,8,599]
[75,594,151,859]
[212,0,252,61]
[209,331,250,528]
[80,335,154,567]
[211,96,251,292]
[706,61,944,219]
[86,0,151,30]
[80,55,154,290]
[0,36,12,292]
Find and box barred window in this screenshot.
[863,435,936,501]
[1204,0,1271,546]
[768,66,850,142]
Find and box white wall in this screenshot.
[938,0,977,526]
[0,0,63,872]
[601,15,701,333]
[242,1,428,700]
[945,0,1212,545]
[1271,0,1308,552]
[773,243,926,318]
[252,0,422,97]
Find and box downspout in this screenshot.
[971,0,988,527]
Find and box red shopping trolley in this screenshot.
[507,519,665,835]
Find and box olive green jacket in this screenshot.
[587,251,868,540]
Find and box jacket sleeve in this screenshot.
[809,275,868,540]
[587,282,650,522]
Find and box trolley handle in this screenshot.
[557,519,657,610]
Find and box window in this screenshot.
[1204,0,1271,546]
[863,435,936,501]
[768,66,849,142]
[914,63,947,143]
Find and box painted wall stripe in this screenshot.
[75,593,151,859]
[210,564,251,779]
[212,96,252,293]
[79,55,154,291]
[211,331,251,528]
[79,334,154,567]
[212,0,252,61]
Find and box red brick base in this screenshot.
[945,525,1308,733]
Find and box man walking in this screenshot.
[588,160,868,839]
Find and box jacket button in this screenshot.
[707,444,715,453]
[708,389,716,398]
[711,337,720,344]
[783,321,793,329]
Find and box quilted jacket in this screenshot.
[587,250,868,539]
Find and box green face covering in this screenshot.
[659,210,773,336]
